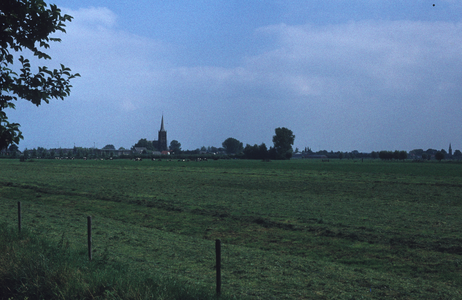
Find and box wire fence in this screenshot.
[1,199,328,299]
[14,201,223,295]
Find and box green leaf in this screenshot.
[0,0,78,148]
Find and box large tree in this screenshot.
[0,0,80,150]
[169,140,181,153]
[222,137,243,155]
[272,127,295,159]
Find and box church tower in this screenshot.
[158,115,167,151]
[449,143,453,157]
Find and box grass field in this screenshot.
[0,158,461,299]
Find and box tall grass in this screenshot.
[0,223,234,300]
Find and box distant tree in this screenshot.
[425,149,437,157]
[0,0,80,151]
[73,148,81,158]
[243,144,257,159]
[379,150,393,160]
[268,146,278,160]
[435,151,444,161]
[222,137,243,155]
[169,140,181,153]
[134,138,154,151]
[378,150,407,161]
[77,147,89,158]
[378,151,385,160]
[272,127,295,160]
[259,143,268,160]
[399,150,408,161]
[209,146,218,153]
[37,146,46,158]
[453,149,462,158]
[349,152,356,159]
[118,147,125,150]
[371,151,378,159]
[243,143,268,160]
[410,149,424,157]
[102,144,115,150]
[318,150,329,156]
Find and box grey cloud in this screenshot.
[14,7,462,152]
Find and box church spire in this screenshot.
[158,115,167,151]
[160,115,165,132]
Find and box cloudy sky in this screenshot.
[8,0,462,152]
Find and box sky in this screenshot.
[7,0,462,152]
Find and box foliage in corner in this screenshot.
[0,0,80,150]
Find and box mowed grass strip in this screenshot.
[0,159,461,299]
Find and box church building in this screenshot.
[153,116,167,151]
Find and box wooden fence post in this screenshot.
[18,201,21,233]
[216,239,221,295]
[87,216,92,261]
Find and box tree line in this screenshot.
[221,127,295,160]
[378,150,408,161]
[130,127,296,160]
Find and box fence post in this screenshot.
[87,216,92,261]
[18,201,21,233]
[216,239,221,295]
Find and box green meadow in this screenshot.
[0,158,461,299]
